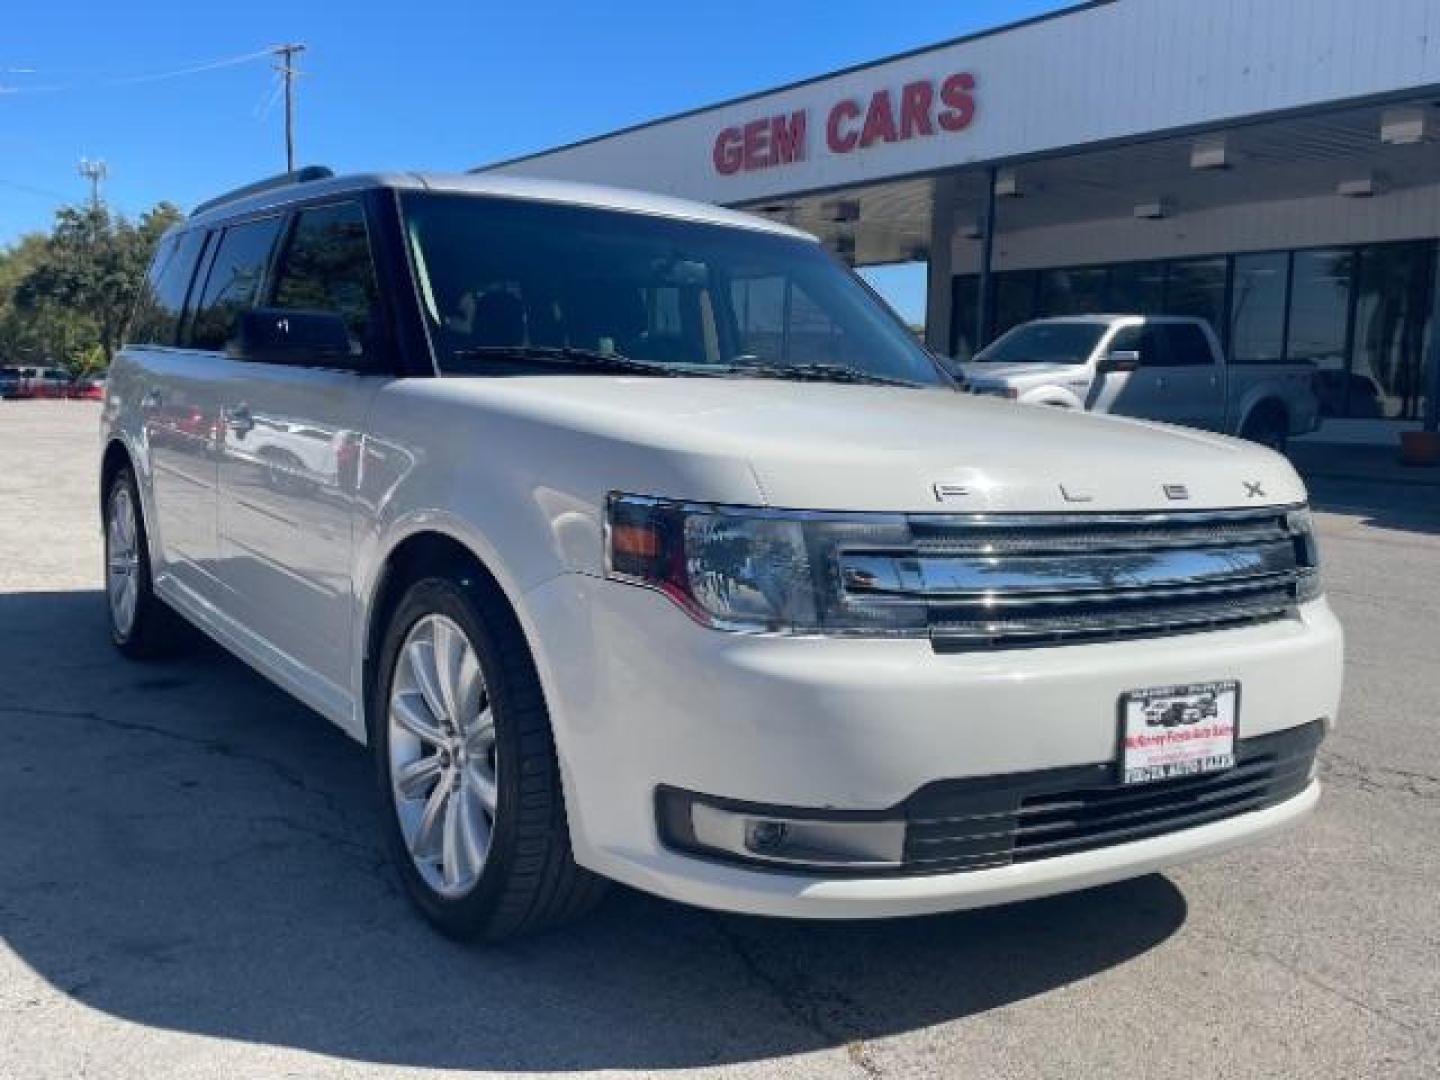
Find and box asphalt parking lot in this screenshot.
[1,400,1438,1080]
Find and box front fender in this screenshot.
[1018,385,1085,409]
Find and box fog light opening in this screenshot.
[676,796,906,870]
[746,820,789,854]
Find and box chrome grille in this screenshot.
[837,507,1316,650]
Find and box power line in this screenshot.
[0,176,71,202]
[0,48,273,95]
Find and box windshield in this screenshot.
[400,192,947,387]
[976,322,1106,364]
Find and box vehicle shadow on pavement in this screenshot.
[0,589,1188,1071]
[1304,474,1440,536]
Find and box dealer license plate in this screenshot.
[1119,681,1238,785]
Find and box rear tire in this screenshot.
[104,467,185,660]
[371,573,606,940]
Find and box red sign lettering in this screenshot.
[713,110,808,175]
[938,72,976,132]
[826,99,861,154]
[714,73,978,175]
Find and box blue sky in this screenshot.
[1,0,1065,321]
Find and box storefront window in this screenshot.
[950,274,979,360]
[1037,266,1107,317]
[1163,257,1227,336]
[1105,262,1166,314]
[1352,241,1433,421]
[952,242,1436,420]
[991,270,1037,341]
[1229,253,1289,364]
[1287,249,1354,416]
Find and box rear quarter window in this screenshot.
[126,230,207,347]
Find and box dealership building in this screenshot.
[483,0,1440,443]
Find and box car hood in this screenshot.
[421,376,1306,513]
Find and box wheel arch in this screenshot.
[360,527,540,742]
[99,438,134,522]
[1237,394,1290,436]
[1019,386,1083,409]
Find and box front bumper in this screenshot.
[522,574,1342,918]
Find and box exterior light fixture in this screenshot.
[1191,135,1231,170]
[1380,107,1427,146]
[1134,200,1170,219]
[994,168,1022,198]
[1337,174,1385,198]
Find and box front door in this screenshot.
[214,200,389,699]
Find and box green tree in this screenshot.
[0,233,89,366]
[8,200,182,373]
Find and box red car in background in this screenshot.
[68,376,106,400]
[0,367,107,399]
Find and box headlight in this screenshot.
[1286,508,1324,602]
[605,493,926,635]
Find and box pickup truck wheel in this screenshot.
[104,468,184,659]
[373,574,606,940]
[1240,405,1289,454]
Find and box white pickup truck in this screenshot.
[957,315,1321,451]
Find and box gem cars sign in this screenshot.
[712,73,977,176]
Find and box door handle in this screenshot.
[226,404,254,437]
[1155,376,1168,391]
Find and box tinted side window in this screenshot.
[270,202,380,356]
[1158,324,1216,367]
[127,231,206,347]
[189,217,284,352]
[1110,325,1168,367]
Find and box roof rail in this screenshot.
[190,165,335,218]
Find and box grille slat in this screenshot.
[1016,768,1307,840]
[896,721,1322,876]
[840,507,1314,651]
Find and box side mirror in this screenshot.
[235,308,355,367]
[1100,349,1141,374]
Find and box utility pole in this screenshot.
[271,43,306,173]
[77,157,107,208]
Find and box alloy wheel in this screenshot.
[387,613,498,898]
[106,485,141,637]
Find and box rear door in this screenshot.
[128,228,225,600]
[213,199,389,701]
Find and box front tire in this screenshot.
[372,574,605,940]
[1240,405,1289,454]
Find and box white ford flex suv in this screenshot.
[101,169,1343,940]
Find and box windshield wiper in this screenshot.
[717,360,914,387]
[449,345,683,377]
